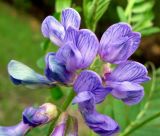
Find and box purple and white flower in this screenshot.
[45,27,99,84]
[41,8,81,47]
[105,61,150,105]
[99,23,141,64]
[73,70,119,136]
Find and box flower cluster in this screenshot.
[6,8,150,136]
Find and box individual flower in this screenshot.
[50,112,78,136]
[41,8,81,47]
[105,61,150,105]
[73,70,119,136]
[45,27,99,84]
[8,60,53,88]
[0,103,58,136]
[98,23,141,64]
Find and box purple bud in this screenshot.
[0,103,58,136]
[23,103,58,127]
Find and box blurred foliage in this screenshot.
[0,0,160,136]
[83,0,110,31]
[117,0,160,36]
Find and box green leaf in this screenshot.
[36,56,45,70]
[50,86,63,100]
[117,6,127,22]
[131,12,154,23]
[40,39,50,52]
[55,0,72,13]
[83,0,110,31]
[132,1,154,14]
[140,27,160,36]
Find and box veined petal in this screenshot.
[77,29,99,68]
[99,23,141,64]
[63,26,78,46]
[72,91,93,104]
[61,8,81,30]
[41,16,65,47]
[93,87,111,104]
[83,111,120,136]
[55,43,82,72]
[74,70,102,93]
[109,81,144,105]
[45,53,75,83]
[74,70,108,104]
[107,61,150,83]
[8,60,51,88]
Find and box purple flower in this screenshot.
[73,70,119,135]
[105,61,150,105]
[45,27,99,84]
[45,52,76,84]
[0,103,58,136]
[99,23,141,64]
[23,103,58,127]
[41,8,81,47]
[8,60,53,88]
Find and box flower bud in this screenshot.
[23,103,58,127]
[0,103,58,136]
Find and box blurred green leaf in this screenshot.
[132,1,154,14]
[140,27,160,36]
[117,6,127,22]
[117,0,160,37]
[119,63,160,136]
[50,86,63,100]
[36,56,45,70]
[40,39,50,52]
[55,0,72,13]
[83,0,110,31]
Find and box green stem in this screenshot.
[136,62,156,120]
[47,89,75,136]
[120,62,156,136]
[120,111,160,136]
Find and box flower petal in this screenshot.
[72,91,93,104]
[109,81,144,105]
[8,60,51,88]
[74,70,109,104]
[41,16,65,47]
[99,23,141,64]
[55,43,82,72]
[61,8,81,30]
[74,70,102,93]
[77,29,99,68]
[106,61,150,83]
[82,111,119,136]
[93,87,111,104]
[45,53,75,83]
